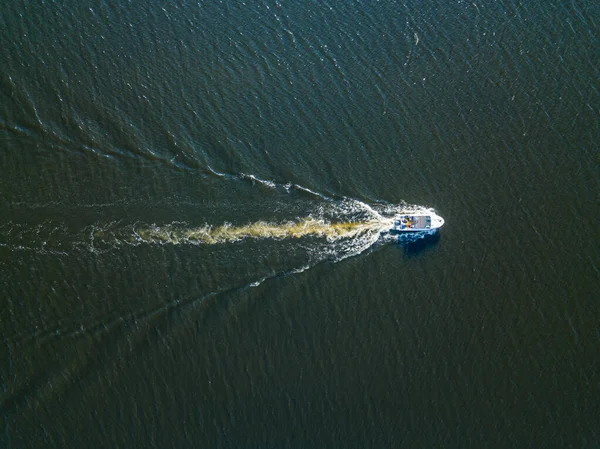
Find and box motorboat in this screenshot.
[390,213,444,234]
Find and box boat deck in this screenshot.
[409,215,431,229]
[394,215,432,231]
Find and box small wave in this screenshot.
[239,173,277,188]
[287,183,332,200]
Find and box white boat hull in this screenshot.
[390,213,444,233]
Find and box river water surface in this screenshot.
[1,0,598,447]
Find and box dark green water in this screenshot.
[1,0,598,447]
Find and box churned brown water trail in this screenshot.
[129,218,394,245]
